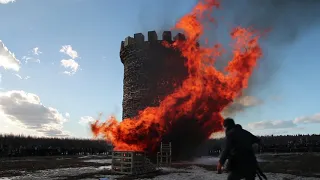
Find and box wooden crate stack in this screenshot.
[111,151,155,175]
[157,142,172,167]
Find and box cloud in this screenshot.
[14,74,30,80]
[222,96,262,116]
[0,0,15,4]
[248,120,296,130]
[293,113,320,124]
[237,96,262,106]
[60,45,78,59]
[32,47,42,55]
[21,56,40,63]
[22,47,42,64]
[0,90,70,137]
[247,113,320,132]
[0,40,20,71]
[59,45,80,75]
[60,59,79,75]
[65,112,70,118]
[250,129,296,136]
[79,116,95,126]
[15,74,22,79]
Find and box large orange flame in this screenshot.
[91,0,262,152]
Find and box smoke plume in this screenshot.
[226,0,320,88]
[137,0,320,117]
[225,0,320,44]
[104,0,320,160]
[214,0,320,115]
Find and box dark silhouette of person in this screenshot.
[217,118,264,180]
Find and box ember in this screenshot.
[91,0,263,160]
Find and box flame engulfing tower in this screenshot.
[120,31,206,160]
[120,31,188,120]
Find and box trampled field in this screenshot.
[0,153,319,180]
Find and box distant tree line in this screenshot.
[0,134,112,158]
[201,134,320,156]
[2,134,319,158]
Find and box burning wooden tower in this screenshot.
[120,31,188,119]
[112,31,188,174]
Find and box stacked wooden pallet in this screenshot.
[157,142,172,167]
[111,151,156,175]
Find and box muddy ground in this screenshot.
[0,153,319,179]
[0,155,112,177]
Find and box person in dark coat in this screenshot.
[217,118,261,180]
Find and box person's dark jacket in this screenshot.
[219,124,260,172]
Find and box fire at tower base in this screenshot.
[91,0,263,169]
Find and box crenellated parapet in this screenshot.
[120,31,187,51]
[119,30,189,120]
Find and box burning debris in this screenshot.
[91,0,263,161]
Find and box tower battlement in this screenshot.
[120,31,186,51]
[119,30,189,120]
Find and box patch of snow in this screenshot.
[82,159,112,164]
[78,156,90,159]
[97,165,112,170]
[144,166,320,180]
[56,157,71,160]
[176,156,268,166]
[78,155,111,159]
[258,153,304,156]
[80,177,118,180]
[2,166,110,180]
[191,156,220,165]
[1,159,35,162]
[1,162,319,180]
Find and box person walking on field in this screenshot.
[217,118,266,180]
